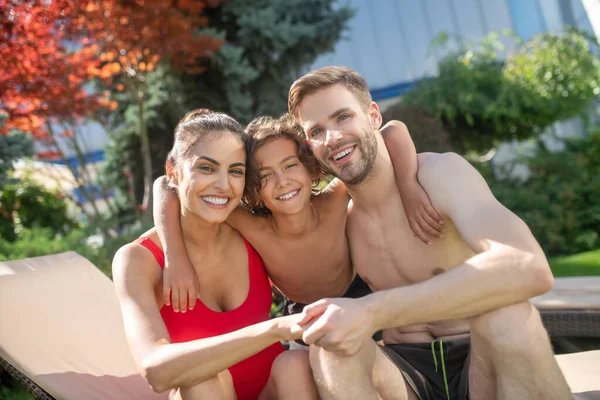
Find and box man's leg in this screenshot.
[309,339,419,400]
[469,301,571,400]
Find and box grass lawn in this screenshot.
[549,249,600,277]
[0,386,33,400]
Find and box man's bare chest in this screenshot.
[347,211,473,290]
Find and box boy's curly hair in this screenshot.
[243,114,323,212]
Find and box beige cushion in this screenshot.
[0,252,167,400]
[557,350,600,399]
[531,277,600,310]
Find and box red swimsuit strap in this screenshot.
[135,236,165,268]
[135,236,256,274]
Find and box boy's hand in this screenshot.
[163,254,199,313]
[400,181,444,245]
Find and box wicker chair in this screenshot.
[532,277,600,354]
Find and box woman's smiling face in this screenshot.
[175,132,246,223]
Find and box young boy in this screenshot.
[153,115,442,314]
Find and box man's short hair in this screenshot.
[288,66,372,120]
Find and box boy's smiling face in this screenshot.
[254,137,314,215]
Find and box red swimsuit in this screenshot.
[136,236,284,400]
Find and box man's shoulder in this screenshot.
[416,152,477,187]
[415,152,484,215]
[416,152,469,175]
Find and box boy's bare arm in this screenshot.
[381,120,443,244]
[153,176,198,312]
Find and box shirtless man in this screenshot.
[289,66,571,400]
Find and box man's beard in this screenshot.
[321,128,378,186]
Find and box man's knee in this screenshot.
[471,302,549,354]
[309,343,375,383]
[309,343,370,370]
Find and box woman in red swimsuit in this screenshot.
[112,109,319,400]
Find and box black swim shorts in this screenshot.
[381,337,470,400]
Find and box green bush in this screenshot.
[484,128,600,256]
[402,31,600,154]
[0,178,78,242]
[0,224,151,278]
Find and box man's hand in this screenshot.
[400,181,444,245]
[163,253,199,313]
[298,297,376,356]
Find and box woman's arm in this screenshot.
[381,120,444,244]
[153,176,197,312]
[112,244,303,393]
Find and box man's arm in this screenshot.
[152,176,197,312]
[381,120,443,243]
[371,152,553,329]
[300,153,553,354]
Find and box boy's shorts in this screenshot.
[284,275,383,344]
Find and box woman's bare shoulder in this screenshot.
[112,239,163,292]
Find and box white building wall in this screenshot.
[310,0,596,179]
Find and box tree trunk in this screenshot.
[64,122,119,219]
[138,96,154,222]
[45,123,114,239]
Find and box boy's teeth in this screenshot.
[278,190,298,200]
[333,148,352,160]
[203,196,228,205]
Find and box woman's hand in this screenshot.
[272,314,307,341]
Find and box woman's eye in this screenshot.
[198,165,214,172]
[231,169,245,176]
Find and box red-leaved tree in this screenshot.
[1,0,224,227]
[73,0,224,215]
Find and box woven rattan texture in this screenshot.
[541,309,600,337]
[0,356,55,400]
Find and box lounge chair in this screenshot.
[0,252,599,399]
[0,252,166,399]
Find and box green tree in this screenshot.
[101,0,354,211]
[399,31,600,154]
[0,113,34,187]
